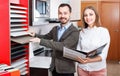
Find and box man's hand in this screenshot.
[30,38,41,43]
[27,31,35,37]
[30,32,35,37]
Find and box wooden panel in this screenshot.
[118,2,120,60]
[100,1,119,60]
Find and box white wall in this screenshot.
[50,0,81,21]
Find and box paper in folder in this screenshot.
[63,43,107,61]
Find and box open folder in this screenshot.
[63,43,107,61]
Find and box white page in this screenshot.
[63,43,107,60]
[63,47,86,61]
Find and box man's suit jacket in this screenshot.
[36,24,79,73]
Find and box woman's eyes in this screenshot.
[84,13,93,17]
[90,13,93,16]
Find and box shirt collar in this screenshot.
[87,26,97,30]
[57,22,72,30]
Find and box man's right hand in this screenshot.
[27,31,35,37]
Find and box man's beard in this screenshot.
[59,18,69,24]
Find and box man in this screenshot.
[30,3,79,76]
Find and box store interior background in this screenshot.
[0,0,120,76]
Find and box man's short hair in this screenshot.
[58,3,72,13]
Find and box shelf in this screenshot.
[10,2,29,76]
[11,28,27,32]
[11,48,26,55]
[11,57,28,75]
[11,52,26,60]
[0,1,29,76]
[10,10,27,14]
[10,14,27,18]
[11,57,27,68]
[10,24,27,27]
[11,36,34,44]
[10,19,27,22]
[10,5,27,10]
[11,31,29,37]
[11,44,24,50]
[20,67,27,75]
[15,63,27,70]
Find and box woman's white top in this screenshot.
[77,26,110,71]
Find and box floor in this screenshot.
[107,60,120,76]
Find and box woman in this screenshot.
[76,6,110,76]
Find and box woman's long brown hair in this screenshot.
[82,6,101,28]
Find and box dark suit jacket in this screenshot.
[35,23,79,73]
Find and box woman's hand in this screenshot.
[76,56,91,64]
[76,56,102,64]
